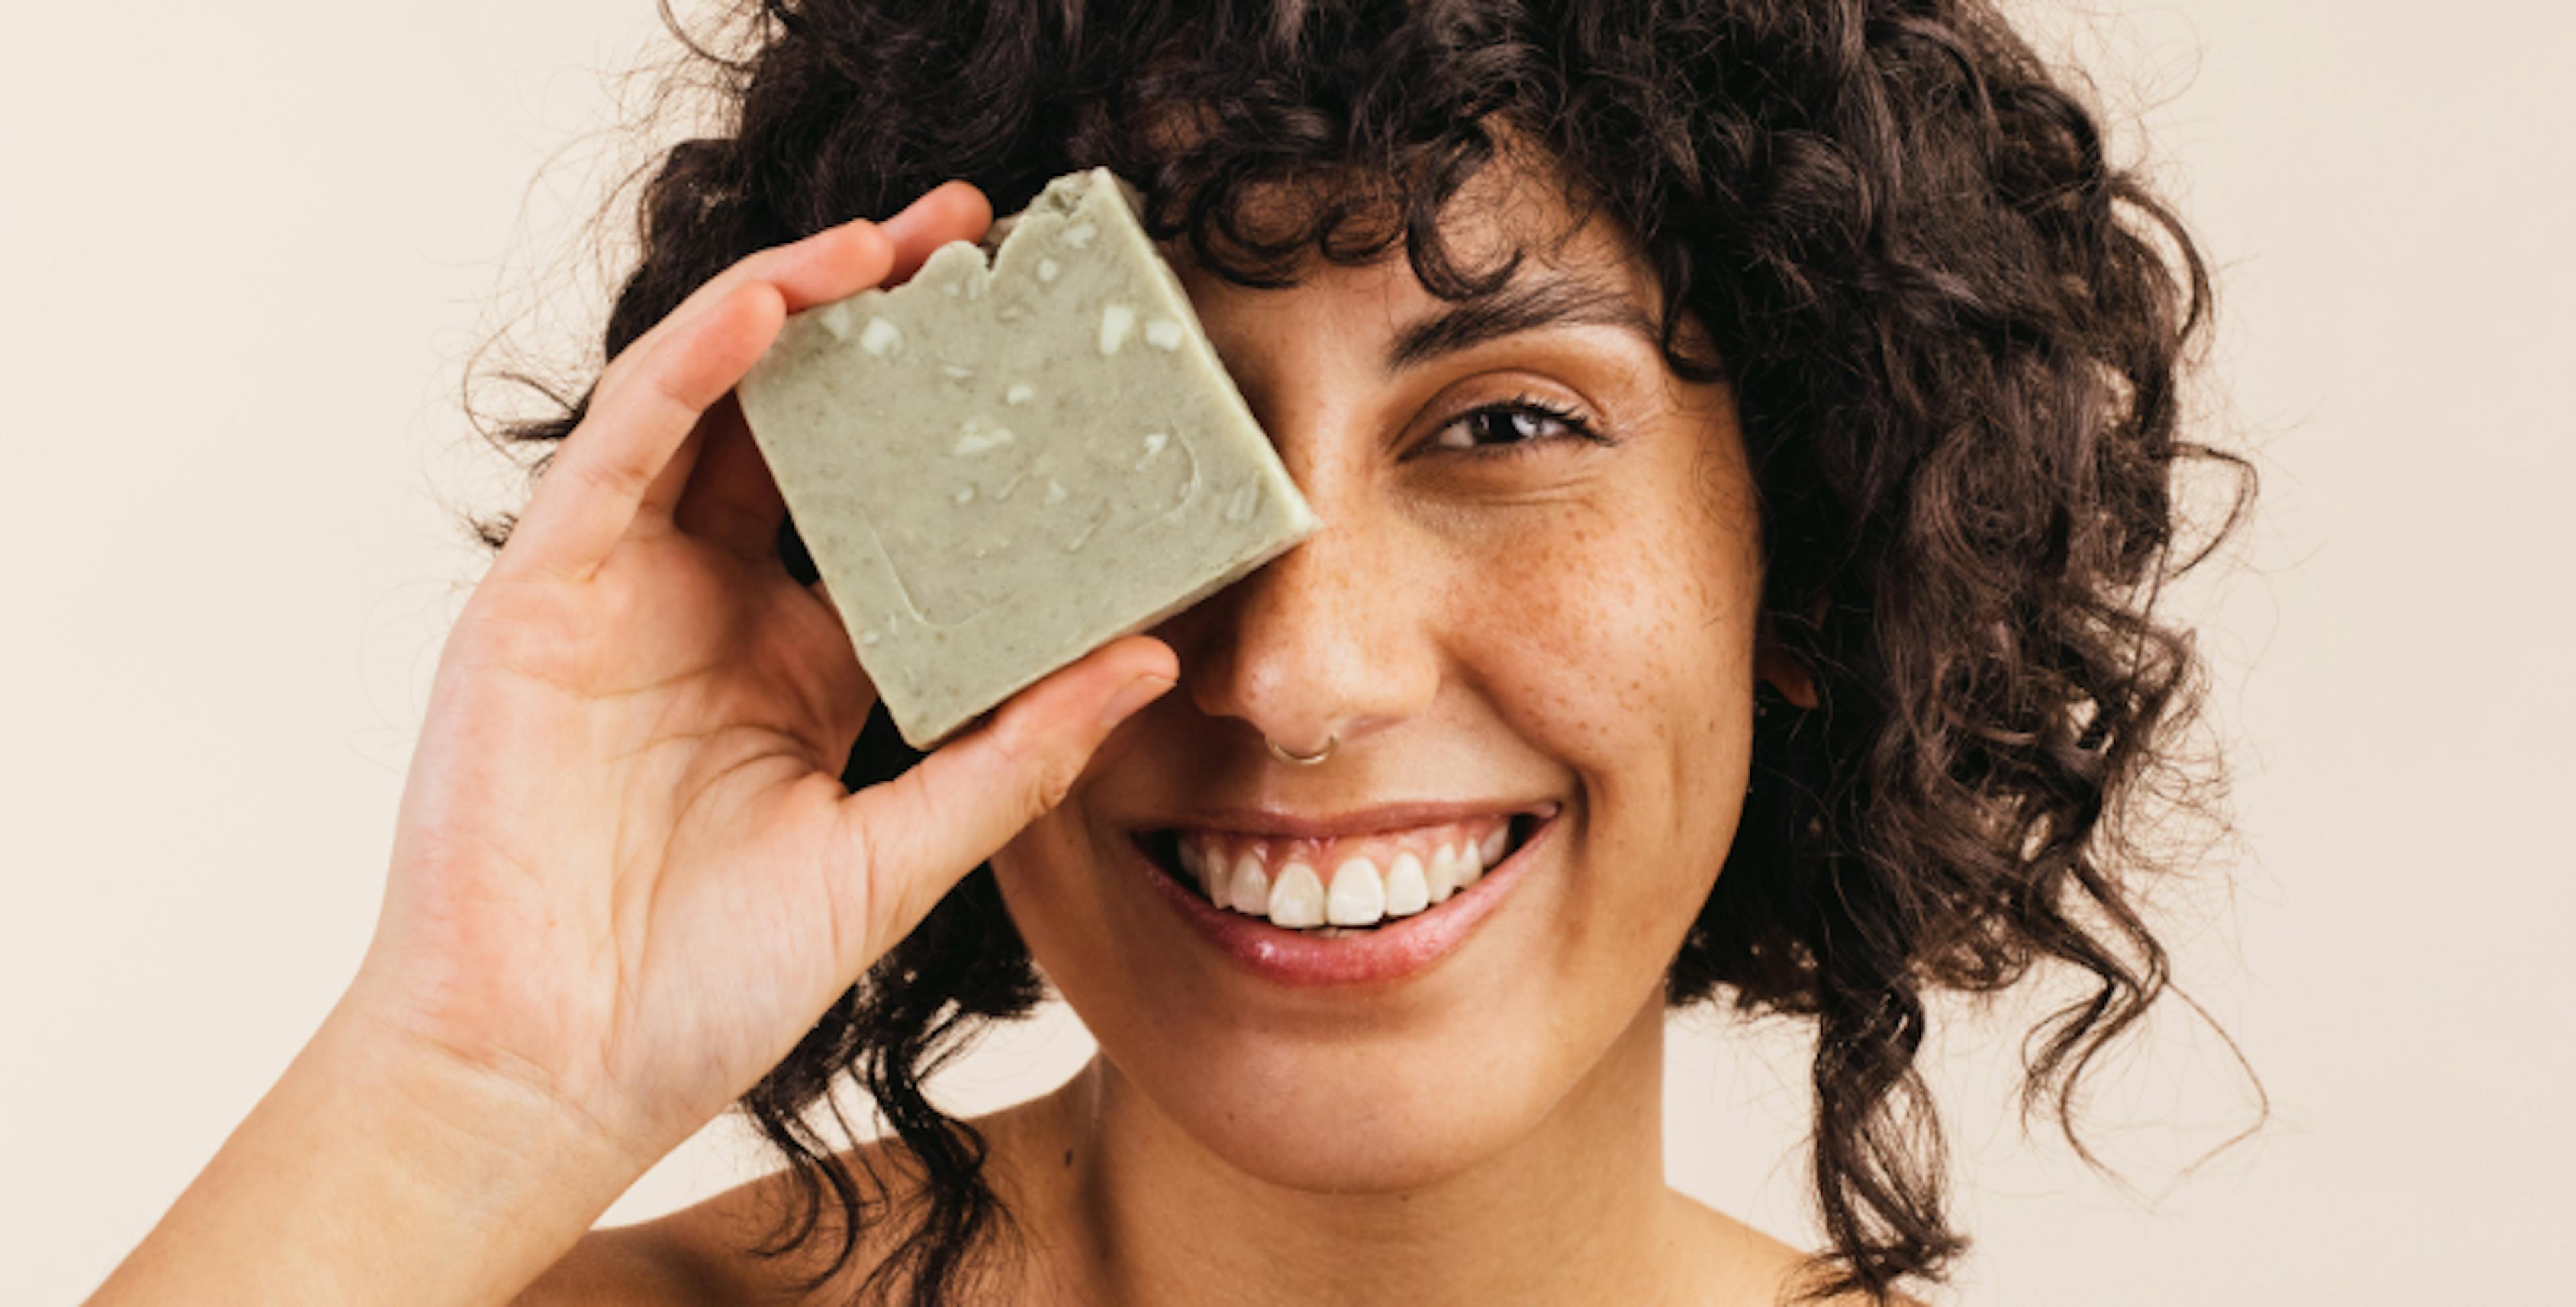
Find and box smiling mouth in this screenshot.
[1135,808,1551,936]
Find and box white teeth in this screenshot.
[1226,854,1268,917]
[1425,844,1460,903]
[1179,839,1219,907]
[1383,851,1430,917]
[1200,845,1230,909]
[1177,817,1529,929]
[1267,862,1326,929]
[1326,857,1387,927]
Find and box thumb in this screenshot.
[828,636,1177,973]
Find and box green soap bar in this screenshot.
[737,167,1320,748]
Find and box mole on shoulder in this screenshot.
[1063,1148,1074,1168]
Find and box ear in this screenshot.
[1754,614,1820,710]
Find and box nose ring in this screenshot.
[1265,732,1338,766]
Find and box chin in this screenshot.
[1146,1039,1562,1194]
[996,778,1691,1198]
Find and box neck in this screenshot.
[1018,992,1683,1307]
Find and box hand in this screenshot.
[344,181,1177,1175]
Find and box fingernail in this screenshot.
[1097,675,1174,731]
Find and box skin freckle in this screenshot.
[1006,150,1768,1211]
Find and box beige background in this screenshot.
[5,1,2569,1302]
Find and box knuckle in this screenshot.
[568,439,650,502]
[1003,726,1085,818]
[640,357,702,424]
[1028,760,1078,818]
[594,329,657,399]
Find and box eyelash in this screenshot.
[1426,393,1607,457]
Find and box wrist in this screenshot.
[91,995,656,1306]
[318,985,657,1186]
[317,991,657,1223]
[299,995,658,1294]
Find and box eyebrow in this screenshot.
[1383,270,1662,374]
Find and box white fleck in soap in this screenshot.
[737,166,1320,747]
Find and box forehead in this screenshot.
[1158,145,1666,346]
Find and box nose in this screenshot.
[1179,495,1441,758]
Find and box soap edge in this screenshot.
[888,504,1322,750]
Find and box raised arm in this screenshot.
[87,181,1176,1307]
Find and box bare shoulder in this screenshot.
[514,1134,926,1307]
[514,1085,1093,1307]
[507,1207,758,1306]
[1666,1190,1932,1307]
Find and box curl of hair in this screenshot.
[470,1,2253,1302]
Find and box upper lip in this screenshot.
[1139,799,1559,842]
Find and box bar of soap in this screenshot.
[737,166,1320,748]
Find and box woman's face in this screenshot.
[991,158,1766,1191]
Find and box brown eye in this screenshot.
[1429,396,1601,454]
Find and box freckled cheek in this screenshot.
[1440,504,1745,766]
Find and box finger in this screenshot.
[616,179,988,388]
[830,636,1178,968]
[661,180,994,549]
[669,394,783,559]
[878,180,994,284]
[505,182,995,583]
[636,420,708,528]
[497,224,896,584]
[498,283,787,582]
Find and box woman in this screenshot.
[91,0,2241,1303]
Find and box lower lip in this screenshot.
[1131,817,1554,987]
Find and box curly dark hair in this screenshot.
[469,0,2255,1302]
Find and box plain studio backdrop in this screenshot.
[5,2,2569,1302]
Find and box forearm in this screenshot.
[88,997,650,1307]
